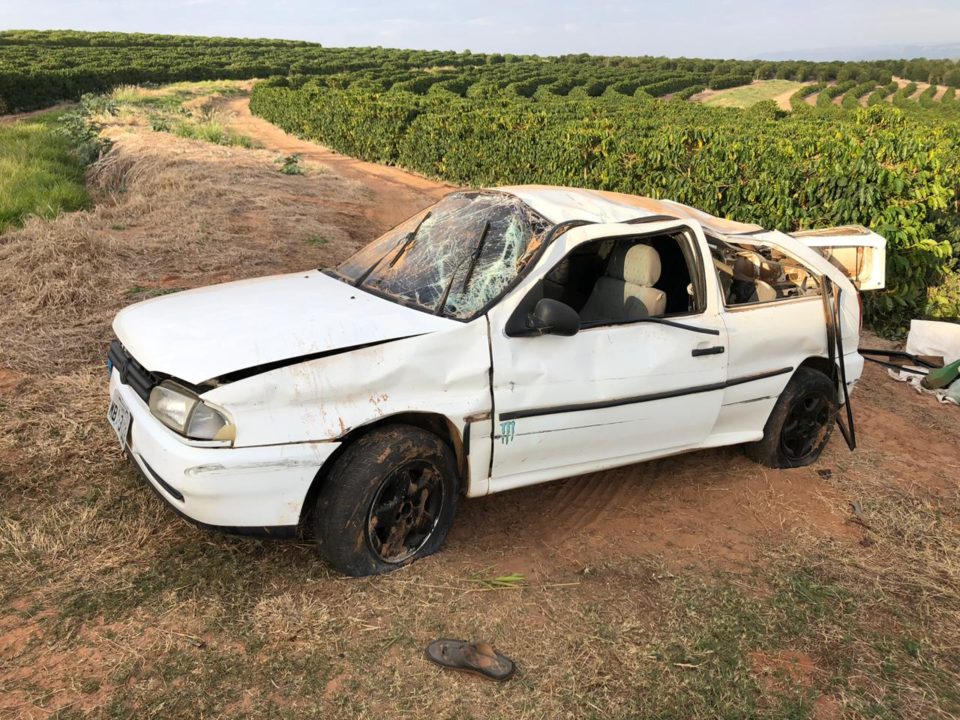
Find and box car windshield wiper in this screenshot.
[388,211,432,269]
[436,220,490,316]
[353,211,432,288]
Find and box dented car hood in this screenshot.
[112,270,457,385]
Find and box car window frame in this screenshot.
[506,225,709,336]
[707,234,825,312]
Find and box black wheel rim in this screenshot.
[780,390,832,462]
[366,459,444,564]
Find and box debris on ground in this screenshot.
[866,320,960,406]
[848,500,875,533]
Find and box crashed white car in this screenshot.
[107,186,885,575]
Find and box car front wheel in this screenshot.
[314,424,460,576]
[745,367,838,469]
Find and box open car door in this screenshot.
[789,225,886,290]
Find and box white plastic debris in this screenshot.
[905,319,960,365]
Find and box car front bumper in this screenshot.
[109,370,340,535]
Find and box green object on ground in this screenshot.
[922,358,960,390]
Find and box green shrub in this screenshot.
[275,154,304,175]
[251,82,960,332]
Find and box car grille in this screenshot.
[108,339,159,403]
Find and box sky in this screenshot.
[3,0,960,59]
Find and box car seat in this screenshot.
[580,244,667,322]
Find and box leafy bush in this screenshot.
[4,29,959,116]
[275,154,304,175]
[55,94,113,164]
[708,74,754,91]
[251,82,960,332]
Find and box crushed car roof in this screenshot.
[497,185,764,236]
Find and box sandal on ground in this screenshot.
[424,639,516,682]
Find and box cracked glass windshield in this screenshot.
[333,192,549,319]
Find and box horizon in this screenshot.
[3,27,959,64]
[3,0,960,61]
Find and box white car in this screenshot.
[107,186,886,575]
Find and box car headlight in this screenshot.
[149,381,236,442]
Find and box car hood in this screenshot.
[112,270,457,385]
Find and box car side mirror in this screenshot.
[528,298,580,336]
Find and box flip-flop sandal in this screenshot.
[425,639,516,682]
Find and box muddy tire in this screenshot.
[314,425,459,576]
[744,367,838,469]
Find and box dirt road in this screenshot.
[219,95,453,233]
[0,102,76,125]
[772,82,814,111]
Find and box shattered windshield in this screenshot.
[334,192,549,319]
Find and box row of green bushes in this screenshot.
[5,30,960,115]
[250,81,960,332]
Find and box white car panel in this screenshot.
[111,370,338,528]
[113,270,457,385]
[720,297,826,405]
[790,226,887,291]
[498,185,765,235]
[486,220,730,491]
[201,317,492,478]
[488,320,729,490]
[721,231,862,349]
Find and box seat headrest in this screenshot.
[733,252,781,283]
[606,244,661,287]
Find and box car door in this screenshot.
[485,221,728,493]
[707,233,841,442]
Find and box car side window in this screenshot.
[709,238,821,307]
[506,231,702,335]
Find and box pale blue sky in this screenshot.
[3,0,959,59]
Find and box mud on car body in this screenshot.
[107,186,886,576]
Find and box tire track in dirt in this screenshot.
[536,471,635,541]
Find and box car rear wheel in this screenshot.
[314,424,459,576]
[745,367,838,469]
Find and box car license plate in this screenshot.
[108,393,132,451]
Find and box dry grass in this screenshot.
[0,129,371,374]
[1,84,959,719]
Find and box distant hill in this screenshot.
[756,42,960,62]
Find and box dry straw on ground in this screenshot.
[0,129,371,374]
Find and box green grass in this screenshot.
[702,80,805,108]
[172,119,257,148]
[0,113,90,233]
[109,82,260,148]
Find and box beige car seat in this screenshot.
[580,244,667,322]
[733,252,780,303]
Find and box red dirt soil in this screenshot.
[218,95,452,232]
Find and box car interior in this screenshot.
[707,236,822,306]
[539,232,697,324]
